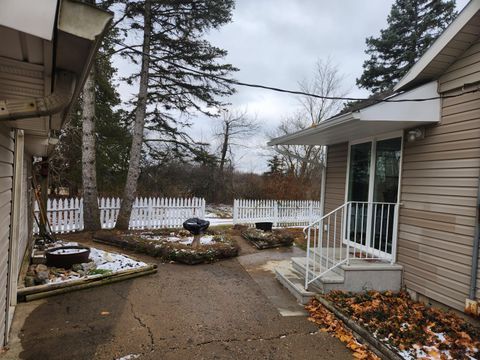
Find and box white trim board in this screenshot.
[269,82,440,147]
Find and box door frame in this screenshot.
[343,130,404,259]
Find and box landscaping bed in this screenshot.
[93,228,239,265]
[241,227,294,249]
[306,291,480,360]
[19,240,156,302]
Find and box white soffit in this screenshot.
[0,0,58,41]
[268,81,440,146]
[395,0,480,91]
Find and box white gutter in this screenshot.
[0,71,76,121]
[268,112,358,146]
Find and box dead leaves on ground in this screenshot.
[309,291,480,360]
[306,299,380,360]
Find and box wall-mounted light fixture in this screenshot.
[406,128,425,143]
[48,130,60,146]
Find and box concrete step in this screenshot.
[291,257,345,280]
[274,266,318,305]
[289,256,403,293]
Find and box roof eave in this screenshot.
[394,0,480,92]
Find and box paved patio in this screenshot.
[3,235,352,360]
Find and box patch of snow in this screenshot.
[205,211,219,218]
[141,234,216,245]
[49,241,79,248]
[116,355,140,360]
[50,248,89,255]
[434,332,446,342]
[207,218,233,226]
[90,247,146,271]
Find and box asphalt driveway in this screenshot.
[3,234,352,360]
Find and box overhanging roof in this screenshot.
[269,81,440,146]
[0,0,112,156]
[395,0,480,91]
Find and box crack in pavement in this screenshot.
[167,330,319,351]
[113,288,155,354]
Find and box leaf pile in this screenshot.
[306,299,380,360]
[325,291,480,360]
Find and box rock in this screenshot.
[35,264,48,272]
[35,270,50,284]
[24,276,35,287]
[71,264,83,272]
[82,262,96,272]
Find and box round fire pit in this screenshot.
[255,222,273,232]
[46,245,91,268]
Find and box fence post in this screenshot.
[309,201,314,224]
[273,201,278,228]
[233,199,237,224]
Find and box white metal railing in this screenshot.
[33,197,205,234]
[303,201,399,289]
[233,199,322,227]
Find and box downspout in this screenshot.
[0,70,76,121]
[468,176,480,301]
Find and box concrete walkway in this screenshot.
[3,235,352,360]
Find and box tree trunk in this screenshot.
[81,68,102,231]
[219,125,229,173]
[115,0,152,230]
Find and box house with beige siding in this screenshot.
[0,0,111,347]
[271,0,480,317]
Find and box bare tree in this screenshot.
[297,57,347,124]
[215,108,260,173]
[270,58,347,182]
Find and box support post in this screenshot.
[39,157,49,236]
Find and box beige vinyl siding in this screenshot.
[324,143,348,245]
[439,41,480,93]
[0,124,14,346]
[324,143,348,215]
[398,86,480,311]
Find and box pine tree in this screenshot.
[115,0,237,229]
[357,0,457,93]
[50,30,131,197]
[264,155,284,176]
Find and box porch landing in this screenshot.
[275,254,403,305]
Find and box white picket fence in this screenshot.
[34,197,205,234]
[233,199,322,227]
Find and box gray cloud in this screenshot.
[115,0,469,173]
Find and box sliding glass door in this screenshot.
[372,138,402,254]
[346,136,402,257]
[347,142,371,246]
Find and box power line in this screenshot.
[114,41,480,103]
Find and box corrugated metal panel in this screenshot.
[439,42,480,92]
[398,87,480,311]
[0,124,13,346]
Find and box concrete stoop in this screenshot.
[275,256,403,305]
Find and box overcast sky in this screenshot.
[117,0,469,173]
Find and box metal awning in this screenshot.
[269,81,441,146]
